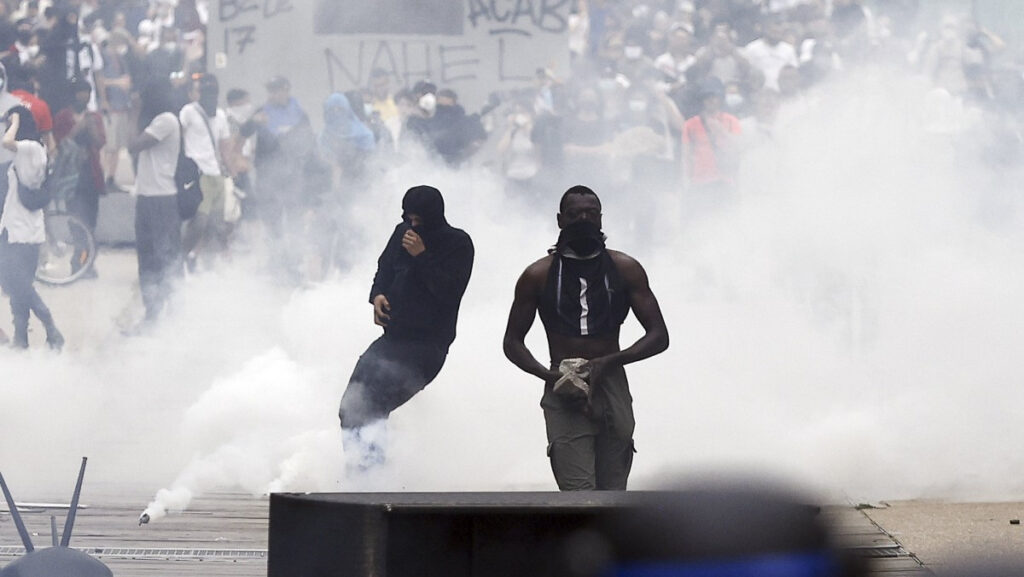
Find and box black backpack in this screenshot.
[174,118,202,220]
[13,165,52,211]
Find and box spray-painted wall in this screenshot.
[208,0,571,118]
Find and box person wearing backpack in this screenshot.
[0,106,63,350]
[179,73,231,272]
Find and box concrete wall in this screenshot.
[206,0,572,121]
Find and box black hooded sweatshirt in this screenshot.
[369,186,474,350]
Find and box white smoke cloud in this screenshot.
[2,65,1023,515]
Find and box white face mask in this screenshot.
[364,103,374,117]
[227,103,254,121]
[725,93,744,108]
[514,113,529,127]
[624,45,644,60]
[418,93,436,113]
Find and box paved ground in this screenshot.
[861,501,1024,576]
[1,493,268,576]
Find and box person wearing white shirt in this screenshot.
[129,80,182,323]
[179,73,230,271]
[742,20,799,91]
[0,106,62,350]
[654,23,697,87]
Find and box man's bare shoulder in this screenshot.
[515,254,554,292]
[523,253,555,277]
[607,249,649,285]
[607,249,642,270]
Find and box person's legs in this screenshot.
[66,193,90,275]
[152,196,183,315]
[4,242,40,348]
[136,196,161,318]
[544,408,600,490]
[593,432,634,490]
[28,287,62,349]
[341,419,388,474]
[183,174,226,269]
[16,243,62,348]
[103,111,131,191]
[589,366,636,489]
[137,196,182,321]
[338,336,446,471]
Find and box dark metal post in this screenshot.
[0,472,35,552]
[60,457,88,547]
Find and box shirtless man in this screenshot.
[503,185,669,490]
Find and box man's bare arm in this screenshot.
[589,252,669,376]
[503,258,560,381]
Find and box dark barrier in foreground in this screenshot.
[269,489,864,577]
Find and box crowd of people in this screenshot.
[0,0,1021,349]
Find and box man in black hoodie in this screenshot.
[339,185,474,472]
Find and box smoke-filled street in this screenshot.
[1,0,1024,575]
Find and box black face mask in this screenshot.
[199,91,218,117]
[402,217,425,238]
[17,30,32,45]
[556,220,605,257]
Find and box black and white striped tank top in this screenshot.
[539,251,630,338]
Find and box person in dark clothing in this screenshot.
[338,185,474,473]
[37,4,79,112]
[503,185,669,491]
[320,92,375,184]
[55,78,105,277]
[405,84,485,166]
[241,75,319,277]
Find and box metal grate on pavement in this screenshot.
[0,546,266,560]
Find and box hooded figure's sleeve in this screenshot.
[368,223,406,303]
[410,231,474,308]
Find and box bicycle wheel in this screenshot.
[35,212,97,285]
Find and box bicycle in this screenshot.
[35,204,96,286]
